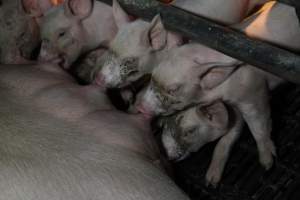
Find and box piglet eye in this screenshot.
[202,108,213,120]
[123,57,136,65]
[127,58,135,63]
[167,85,182,96]
[167,88,176,95]
[207,113,213,120]
[183,132,189,138]
[184,127,197,137]
[58,31,66,38]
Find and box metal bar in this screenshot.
[98,0,300,84]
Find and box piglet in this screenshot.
[38,0,117,69]
[159,101,243,187]
[92,0,182,89]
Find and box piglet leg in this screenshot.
[205,108,244,187]
[238,88,276,170]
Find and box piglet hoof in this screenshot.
[268,140,277,157]
[205,166,222,188]
[260,140,276,170]
[260,155,274,170]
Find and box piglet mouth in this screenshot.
[139,111,154,120]
[175,154,189,162]
[136,104,155,119]
[58,56,68,69]
[38,54,67,69]
[93,72,106,87]
[167,152,189,162]
[55,54,71,70]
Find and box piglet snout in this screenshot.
[94,72,106,87]
[38,41,67,67]
[136,103,155,119]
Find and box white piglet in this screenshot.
[39,0,117,69]
[158,101,243,187]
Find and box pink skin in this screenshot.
[171,0,270,25]
[93,72,106,87]
[136,103,156,119]
[0,63,154,156]
[0,63,189,199]
[92,72,108,90]
[137,105,155,119]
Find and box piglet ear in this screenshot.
[20,0,43,17]
[148,15,168,51]
[199,65,237,90]
[197,101,229,129]
[113,0,131,29]
[64,0,93,20]
[194,56,240,90]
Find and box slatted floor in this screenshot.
[172,84,300,200]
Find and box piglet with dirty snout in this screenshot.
[158,101,244,187]
[0,63,189,200]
